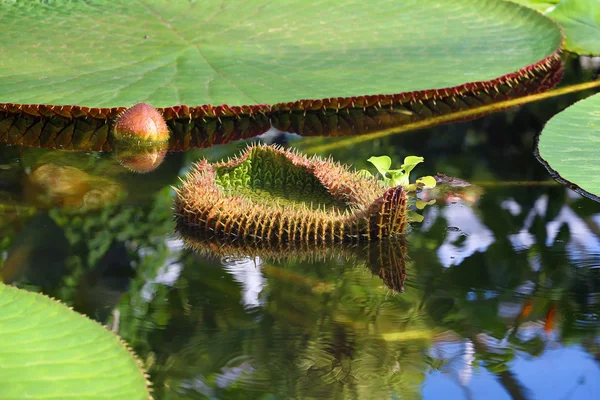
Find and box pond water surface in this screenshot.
[1,56,599,400]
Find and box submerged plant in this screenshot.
[174,145,408,243]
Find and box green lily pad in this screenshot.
[0,0,562,108]
[0,283,151,399]
[536,93,600,202]
[547,0,600,55]
[510,0,600,55]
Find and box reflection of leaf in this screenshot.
[0,283,150,399]
[416,199,436,210]
[536,93,600,202]
[0,0,561,109]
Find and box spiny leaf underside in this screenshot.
[174,144,408,243]
[0,52,562,151]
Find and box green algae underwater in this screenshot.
[1,0,600,399]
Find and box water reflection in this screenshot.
[2,161,599,399]
[25,163,124,209]
[113,141,168,174]
[175,227,409,293]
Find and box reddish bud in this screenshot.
[113,103,169,143]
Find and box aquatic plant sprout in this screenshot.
[361,155,437,190]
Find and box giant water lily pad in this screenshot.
[0,283,151,399]
[536,93,600,201]
[546,0,600,55]
[0,0,561,110]
[511,0,600,55]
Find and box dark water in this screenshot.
[1,56,600,400]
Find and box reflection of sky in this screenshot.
[430,190,600,270]
[508,195,547,252]
[422,188,600,399]
[423,345,600,399]
[221,256,266,309]
[214,188,600,397]
[140,237,184,302]
[546,205,600,268]
[435,203,495,267]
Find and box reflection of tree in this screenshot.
[127,244,431,400]
[408,184,600,397]
[112,183,600,399]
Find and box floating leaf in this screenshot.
[416,176,438,189]
[0,283,150,399]
[0,0,561,110]
[175,145,409,241]
[536,93,600,201]
[511,0,600,55]
[546,0,600,55]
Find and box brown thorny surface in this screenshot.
[174,145,408,243]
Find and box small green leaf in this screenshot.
[0,283,150,400]
[401,156,425,173]
[416,176,437,188]
[367,156,393,178]
[404,183,418,192]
